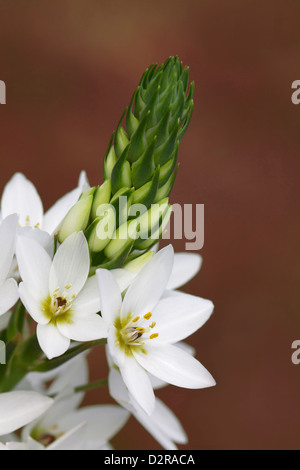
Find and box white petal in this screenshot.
[0,391,53,436]
[49,232,89,298]
[144,343,195,390]
[71,275,101,315]
[132,406,178,451]
[133,344,216,389]
[21,356,88,423]
[0,442,11,450]
[57,313,107,342]
[151,243,159,253]
[152,291,214,344]
[43,187,82,235]
[60,405,129,444]
[107,366,182,450]
[96,269,122,325]
[18,226,54,258]
[47,354,89,395]
[16,236,51,298]
[24,437,45,450]
[47,422,86,450]
[108,368,131,409]
[107,327,127,369]
[78,170,90,192]
[0,442,30,450]
[121,245,174,320]
[167,252,202,290]
[1,173,43,227]
[31,392,80,433]
[0,279,19,316]
[84,442,112,450]
[0,311,12,331]
[19,283,49,325]
[27,353,88,394]
[0,215,18,285]
[119,354,155,416]
[37,323,70,359]
[111,268,136,293]
[176,341,196,356]
[31,396,84,436]
[150,398,188,444]
[149,373,167,391]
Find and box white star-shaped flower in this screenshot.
[1,171,89,234]
[14,354,129,450]
[16,231,107,359]
[21,395,129,450]
[97,245,216,415]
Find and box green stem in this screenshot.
[32,338,107,373]
[6,300,26,342]
[0,336,107,392]
[0,335,43,392]
[74,378,108,393]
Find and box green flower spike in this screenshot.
[59,56,194,271]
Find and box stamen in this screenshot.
[118,311,159,348]
[150,333,159,340]
[64,284,72,290]
[56,297,67,308]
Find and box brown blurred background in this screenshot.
[0,0,300,450]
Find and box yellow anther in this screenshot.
[136,327,145,332]
[150,333,159,340]
[64,284,72,290]
[132,316,140,323]
[144,312,152,320]
[149,322,156,329]
[35,222,40,229]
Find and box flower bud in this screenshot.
[133,197,170,243]
[104,221,135,260]
[86,204,116,253]
[58,195,93,243]
[123,251,154,272]
[91,180,111,220]
[134,204,172,251]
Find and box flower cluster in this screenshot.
[0,57,216,450]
